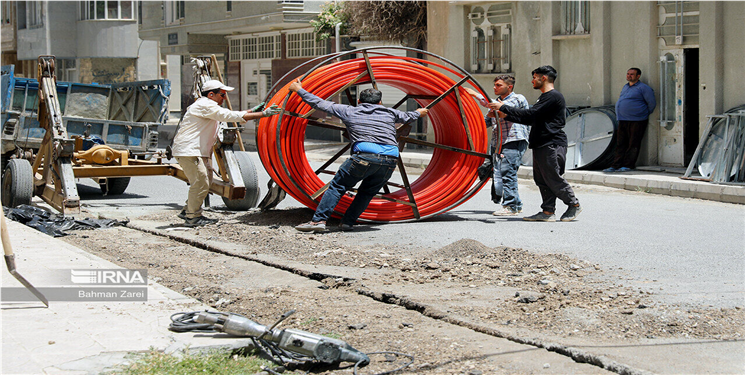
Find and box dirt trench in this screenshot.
[60,207,744,374]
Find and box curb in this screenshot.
[518,167,745,204]
[304,150,745,205]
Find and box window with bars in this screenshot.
[80,1,134,20]
[228,35,280,60]
[247,82,258,96]
[559,1,590,35]
[657,1,699,46]
[287,32,326,58]
[468,4,512,74]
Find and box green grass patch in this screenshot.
[322,332,342,340]
[300,317,318,326]
[114,348,281,375]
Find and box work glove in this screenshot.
[250,102,266,112]
[262,104,281,117]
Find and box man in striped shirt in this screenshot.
[466,75,530,216]
[289,78,429,233]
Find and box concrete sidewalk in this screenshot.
[1,220,249,374]
[305,146,745,204]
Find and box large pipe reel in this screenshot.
[257,47,493,222]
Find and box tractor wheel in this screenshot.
[222,151,260,211]
[100,177,131,195]
[1,158,33,208]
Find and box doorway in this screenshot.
[683,48,699,166]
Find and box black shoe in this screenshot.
[184,216,218,227]
[523,211,556,222]
[177,210,187,220]
[339,223,354,232]
[560,204,582,222]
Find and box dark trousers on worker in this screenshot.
[532,144,579,213]
[312,152,397,226]
[611,119,648,169]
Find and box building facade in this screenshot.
[137,0,330,137]
[428,1,745,167]
[1,1,159,83]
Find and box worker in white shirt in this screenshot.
[171,79,280,226]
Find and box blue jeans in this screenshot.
[493,140,528,210]
[312,152,397,225]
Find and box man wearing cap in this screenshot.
[172,79,280,226]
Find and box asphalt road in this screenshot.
[72,151,745,310]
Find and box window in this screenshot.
[23,0,44,29]
[227,1,232,12]
[164,0,184,25]
[659,53,676,128]
[17,1,26,29]
[228,34,280,61]
[657,1,699,46]
[560,1,590,35]
[3,1,13,24]
[57,59,77,82]
[287,32,326,58]
[81,1,134,20]
[247,82,258,96]
[468,4,512,74]
[229,39,241,61]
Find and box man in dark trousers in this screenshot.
[604,67,656,172]
[288,78,429,232]
[488,66,581,222]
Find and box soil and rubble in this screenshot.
[61,207,744,374]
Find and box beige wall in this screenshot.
[426,1,745,167]
[78,58,136,84]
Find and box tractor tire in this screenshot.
[101,177,131,196]
[222,151,260,211]
[2,158,33,208]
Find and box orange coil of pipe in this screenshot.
[257,50,490,222]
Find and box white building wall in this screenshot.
[76,21,139,58]
[136,40,160,81]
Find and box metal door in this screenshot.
[658,50,685,166]
[241,60,272,110]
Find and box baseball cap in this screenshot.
[201,79,234,92]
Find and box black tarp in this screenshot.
[3,205,128,237]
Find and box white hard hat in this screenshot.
[202,79,234,92]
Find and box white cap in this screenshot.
[201,79,234,92]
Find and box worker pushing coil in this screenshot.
[257,47,493,223]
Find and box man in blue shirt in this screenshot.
[605,68,657,172]
[289,78,429,233]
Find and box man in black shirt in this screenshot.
[489,66,581,222]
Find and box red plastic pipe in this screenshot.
[257,55,488,222]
